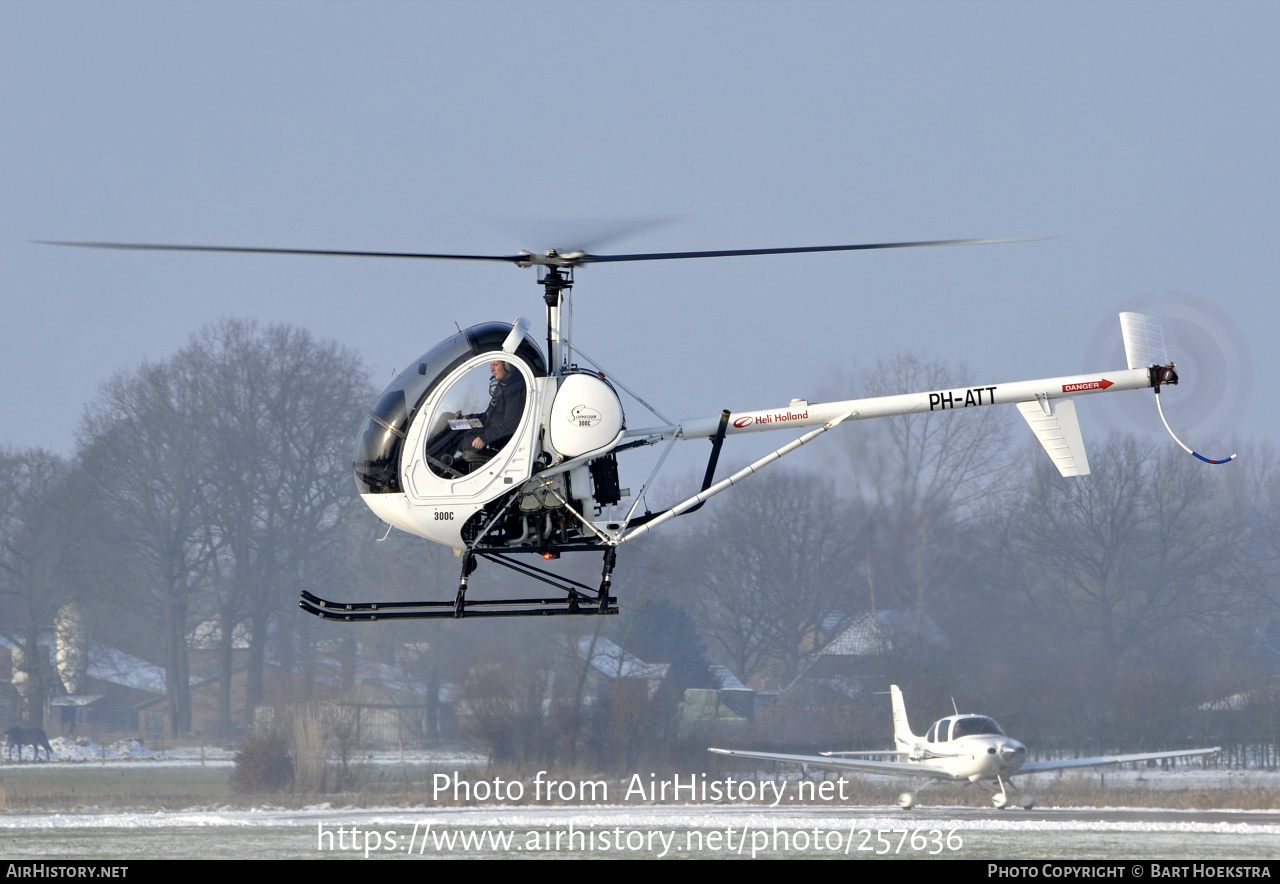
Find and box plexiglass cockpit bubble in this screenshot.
[353,321,546,495]
[423,357,528,479]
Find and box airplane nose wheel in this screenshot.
[992,775,1010,809]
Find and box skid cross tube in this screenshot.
[299,598,618,621]
[297,549,619,621]
[479,552,598,600]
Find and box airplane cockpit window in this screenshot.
[423,358,528,478]
[926,723,937,743]
[950,716,1004,739]
[935,720,950,742]
[353,321,547,494]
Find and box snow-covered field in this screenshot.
[2,750,1277,859]
[1,738,485,769]
[1,803,1278,859]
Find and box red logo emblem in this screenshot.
[732,416,754,428]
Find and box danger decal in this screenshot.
[1062,379,1114,393]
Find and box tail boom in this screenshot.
[678,368,1152,441]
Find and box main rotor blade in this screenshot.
[38,235,1045,268]
[35,241,526,264]
[581,237,1042,263]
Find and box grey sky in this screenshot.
[2,1,1274,479]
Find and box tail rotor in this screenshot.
[1086,292,1248,462]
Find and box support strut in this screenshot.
[454,551,477,619]
[683,409,730,516]
[598,547,618,613]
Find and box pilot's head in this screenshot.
[490,359,514,380]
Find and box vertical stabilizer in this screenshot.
[890,685,917,749]
[1119,312,1167,369]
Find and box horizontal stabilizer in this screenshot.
[1119,312,1167,370]
[1017,398,1090,476]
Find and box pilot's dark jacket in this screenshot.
[471,371,526,448]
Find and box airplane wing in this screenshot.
[820,750,911,759]
[1016,746,1220,774]
[709,747,936,779]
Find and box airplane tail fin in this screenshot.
[890,685,917,749]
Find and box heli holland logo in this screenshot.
[732,416,754,428]
[1062,379,1114,393]
[569,405,602,428]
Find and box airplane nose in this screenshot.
[999,741,1026,762]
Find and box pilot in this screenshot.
[460,360,526,466]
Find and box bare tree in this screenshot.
[0,449,81,723]
[79,362,216,734]
[982,435,1251,747]
[77,320,370,736]
[183,319,372,726]
[668,470,864,687]
[836,354,1012,629]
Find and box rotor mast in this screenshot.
[537,256,572,377]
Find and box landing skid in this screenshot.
[299,549,619,621]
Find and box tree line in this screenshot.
[1,329,1276,764]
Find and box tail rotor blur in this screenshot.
[1084,292,1251,445]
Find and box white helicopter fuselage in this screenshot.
[355,322,628,549]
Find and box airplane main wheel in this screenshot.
[1019,793,1036,810]
[898,792,916,810]
[992,792,1010,809]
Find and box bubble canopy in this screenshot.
[353,322,547,494]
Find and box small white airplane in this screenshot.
[709,685,1220,810]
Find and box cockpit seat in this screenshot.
[459,432,514,469]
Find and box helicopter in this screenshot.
[45,236,1235,621]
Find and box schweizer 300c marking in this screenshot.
[711,685,1220,810]
[44,237,1235,619]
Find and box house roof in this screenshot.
[1199,683,1280,712]
[0,636,167,696]
[86,645,168,695]
[577,637,669,680]
[711,665,748,692]
[820,610,948,657]
[48,694,105,707]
